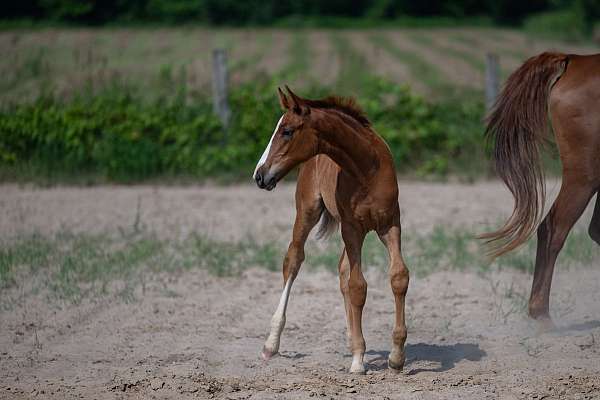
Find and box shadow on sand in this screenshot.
[279,351,308,360]
[557,319,600,334]
[365,342,486,374]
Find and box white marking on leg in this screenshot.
[350,353,365,374]
[263,278,292,356]
[253,115,283,179]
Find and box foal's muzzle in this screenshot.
[255,169,277,191]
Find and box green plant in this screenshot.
[0,76,488,182]
[524,8,587,42]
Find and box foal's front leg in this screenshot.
[378,223,409,371]
[341,224,367,374]
[262,205,321,360]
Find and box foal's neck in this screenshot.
[314,110,382,184]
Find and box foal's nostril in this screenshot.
[255,172,264,188]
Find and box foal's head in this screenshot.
[253,86,319,191]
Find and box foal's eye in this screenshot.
[282,127,294,139]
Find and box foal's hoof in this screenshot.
[388,358,405,372]
[388,352,405,372]
[349,365,366,375]
[261,346,278,361]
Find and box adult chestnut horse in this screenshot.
[482,52,600,324]
[253,86,409,373]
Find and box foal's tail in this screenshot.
[315,207,338,240]
[480,52,569,259]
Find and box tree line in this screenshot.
[3,0,599,26]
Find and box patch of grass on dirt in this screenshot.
[2,225,596,304]
[303,227,479,277]
[368,31,447,94]
[179,234,280,276]
[0,232,166,302]
[305,225,598,277]
[329,32,372,94]
[449,31,529,63]
[0,234,53,287]
[0,230,282,303]
[229,33,272,76]
[494,228,598,273]
[406,32,486,73]
[281,30,310,80]
[407,225,477,276]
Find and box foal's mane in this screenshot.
[302,96,371,128]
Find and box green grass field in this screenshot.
[1,27,598,103]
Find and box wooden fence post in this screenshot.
[485,53,499,112]
[212,48,231,133]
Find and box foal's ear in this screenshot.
[277,87,290,110]
[285,85,310,116]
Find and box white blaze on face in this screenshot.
[253,115,284,179]
[263,278,293,354]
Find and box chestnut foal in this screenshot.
[482,53,600,325]
[253,86,409,373]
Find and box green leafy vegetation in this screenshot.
[0,76,488,182]
[524,8,586,42]
[524,1,599,42]
[1,25,590,183]
[5,0,599,37]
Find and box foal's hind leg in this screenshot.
[529,179,594,323]
[261,195,322,360]
[588,193,600,245]
[341,223,367,374]
[338,248,353,348]
[378,222,409,371]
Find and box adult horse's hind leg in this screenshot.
[588,193,600,245]
[261,193,323,360]
[341,223,367,374]
[378,221,409,371]
[529,179,594,323]
[338,248,353,348]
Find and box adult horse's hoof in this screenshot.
[529,307,557,332]
[533,316,557,333]
[261,346,278,361]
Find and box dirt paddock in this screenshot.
[1,181,599,399]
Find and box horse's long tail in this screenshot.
[480,52,569,258]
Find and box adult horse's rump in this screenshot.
[482,52,600,324]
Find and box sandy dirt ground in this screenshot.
[1,181,599,399]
